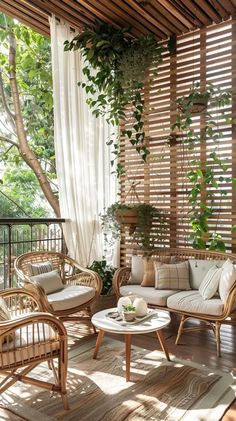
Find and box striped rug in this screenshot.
[1,337,235,421]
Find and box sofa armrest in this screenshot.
[112,267,131,297]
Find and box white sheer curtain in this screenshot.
[50,17,118,267]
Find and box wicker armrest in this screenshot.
[65,260,102,296]
[112,267,131,297]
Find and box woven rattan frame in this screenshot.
[0,288,68,409]
[113,248,236,357]
[14,251,102,325]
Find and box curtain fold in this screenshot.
[50,17,118,266]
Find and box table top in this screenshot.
[91,307,171,334]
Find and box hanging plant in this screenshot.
[171,83,232,251]
[64,21,163,176]
[100,201,167,255]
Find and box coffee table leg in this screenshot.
[125,334,132,382]
[156,329,170,361]
[93,329,105,359]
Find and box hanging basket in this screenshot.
[115,208,138,235]
[178,97,208,115]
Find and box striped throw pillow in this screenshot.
[199,266,222,300]
[29,261,54,276]
[154,261,190,290]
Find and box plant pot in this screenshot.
[122,311,136,322]
[115,208,138,235]
[91,293,117,315]
[178,97,208,114]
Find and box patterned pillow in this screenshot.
[199,266,222,300]
[29,261,54,276]
[30,270,63,294]
[0,297,11,322]
[141,256,171,287]
[155,261,190,290]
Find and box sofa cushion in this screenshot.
[120,285,179,307]
[47,284,95,311]
[167,290,224,316]
[219,259,236,304]
[199,266,222,300]
[141,255,177,287]
[189,259,224,289]
[155,261,190,290]
[128,255,144,285]
[31,270,64,294]
[29,261,54,276]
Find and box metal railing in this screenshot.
[0,218,66,288]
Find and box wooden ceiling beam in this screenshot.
[179,0,211,26]
[219,0,236,14]
[0,0,49,36]
[208,0,230,20]
[85,0,166,39]
[150,1,189,33]
[194,0,222,23]
[154,0,195,29]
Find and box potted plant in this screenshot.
[176,83,210,115]
[122,304,136,322]
[88,259,117,314]
[101,202,167,254]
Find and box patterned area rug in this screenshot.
[0,337,235,421]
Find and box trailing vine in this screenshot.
[171,83,232,251]
[64,21,163,176]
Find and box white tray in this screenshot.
[105,308,157,326]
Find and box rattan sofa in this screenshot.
[113,248,236,357]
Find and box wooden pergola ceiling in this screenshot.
[0,0,236,39]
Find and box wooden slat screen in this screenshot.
[120,20,236,265]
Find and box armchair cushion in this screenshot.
[47,285,95,311]
[1,322,60,367]
[29,261,54,276]
[31,270,63,294]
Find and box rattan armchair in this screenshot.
[14,251,102,326]
[0,288,68,409]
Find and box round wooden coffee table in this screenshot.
[91,308,171,382]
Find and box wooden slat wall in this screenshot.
[120,20,236,265]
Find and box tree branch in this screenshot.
[0,71,15,123]
[0,135,19,148]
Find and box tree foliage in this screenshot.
[0,13,59,217]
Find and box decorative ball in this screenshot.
[133,297,147,317]
[117,296,132,314]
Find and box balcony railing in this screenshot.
[0,218,66,288]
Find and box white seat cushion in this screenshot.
[120,285,179,307]
[1,322,60,367]
[167,290,224,316]
[47,285,95,311]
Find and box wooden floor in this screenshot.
[1,313,236,420]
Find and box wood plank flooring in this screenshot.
[1,313,235,420]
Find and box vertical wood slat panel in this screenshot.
[119,20,234,264]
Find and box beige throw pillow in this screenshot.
[128,255,144,285]
[29,261,54,276]
[219,259,236,304]
[31,270,63,294]
[155,261,190,290]
[141,256,172,287]
[199,266,222,300]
